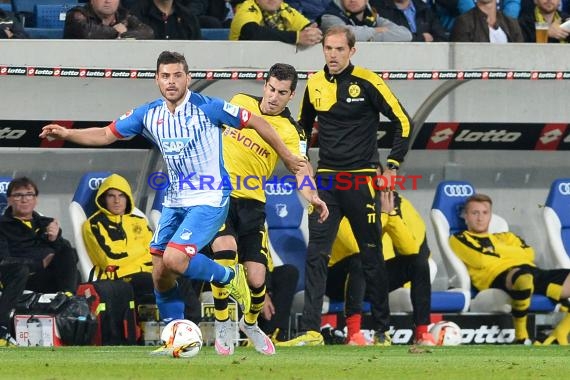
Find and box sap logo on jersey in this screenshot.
[161,138,191,156]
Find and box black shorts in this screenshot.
[215,197,268,265]
[492,265,570,298]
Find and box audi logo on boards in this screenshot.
[558,182,570,196]
[443,184,474,197]
[88,177,108,190]
[265,183,294,196]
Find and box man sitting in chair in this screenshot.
[450,193,570,345]
[82,174,200,317]
[326,190,435,346]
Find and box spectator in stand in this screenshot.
[287,0,332,22]
[373,0,448,41]
[519,0,569,42]
[429,0,521,32]
[0,177,78,295]
[320,0,412,41]
[0,9,28,38]
[230,0,323,47]
[64,0,154,39]
[450,193,570,345]
[185,0,232,28]
[131,0,202,40]
[450,0,523,42]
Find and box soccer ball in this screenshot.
[161,319,203,358]
[429,321,462,346]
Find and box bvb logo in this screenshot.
[348,84,360,98]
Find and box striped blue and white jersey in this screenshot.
[110,91,252,208]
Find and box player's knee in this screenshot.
[162,251,187,274]
[512,271,534,293]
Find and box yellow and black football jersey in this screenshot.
[222,93,306,202]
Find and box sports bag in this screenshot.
[77,280,139,345]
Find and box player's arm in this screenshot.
[381,192,422,254]
[449,233,485,269]
[246,114,305,174]
[295,161,328,223]
[297,86,317,145]
[369,78,412,171]
[40,124,118,146]
[505,232,536,263]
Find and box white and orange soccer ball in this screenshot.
[160,319,203,358]
[429,321,462,346]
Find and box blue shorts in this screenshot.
[150,204,229,257]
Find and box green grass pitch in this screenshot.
[2,345,570,379]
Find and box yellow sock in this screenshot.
[543,314,570,345]
[513,316,529,340]
[212,253,237,322]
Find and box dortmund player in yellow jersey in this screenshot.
[210,63,328,356]
[450,193,570,345]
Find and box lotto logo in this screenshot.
[443,184,474,197]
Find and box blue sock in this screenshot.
[154,283,184,321]
[183,253,234,284]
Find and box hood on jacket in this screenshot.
[95,174,134,216]
[330,0,377,25]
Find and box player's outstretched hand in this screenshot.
[39,124,69,141]
[311,194,329,223]
[284,155,307,175]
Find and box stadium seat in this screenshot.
[0,176,13,216]
[35,4,73,28]
[201,28,229,40]
[543,178,570,268]
[69,171,148,282]
[11,0,76,26]
[265,182,308,294]
[431,180,555,313]
[0,3,12,12]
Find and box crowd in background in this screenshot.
[1,0,569,42]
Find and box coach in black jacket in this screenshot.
[0,177,78,294]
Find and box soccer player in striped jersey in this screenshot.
[40,51,306,353]
[210,63,328,356]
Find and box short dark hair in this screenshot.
[156,51,189,73]
[463,193,493,212]
[323,25,356,49]
[267,63,298,92]
[7,177,38,197]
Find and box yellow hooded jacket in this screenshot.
[82,174,152,280]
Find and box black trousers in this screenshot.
[327,250,431,331]
[300,173,389,332]
[259,264,299,336]
[25,242,78,294]
[0,263,29,328]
